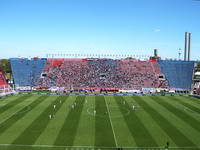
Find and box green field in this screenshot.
[0,94,200,150]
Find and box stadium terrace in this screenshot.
[7,57,194,93]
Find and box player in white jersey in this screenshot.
[94,110,96,115]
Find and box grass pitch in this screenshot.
[0,94,200,150]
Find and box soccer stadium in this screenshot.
[1,47,200,150]
[1,0,200,150]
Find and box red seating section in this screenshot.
[0,71,8,89]
[38,59,169,90]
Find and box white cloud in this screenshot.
[153,29,161,32]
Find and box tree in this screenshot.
[0,59,11,73]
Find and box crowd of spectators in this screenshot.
[197,87,200,95]
[194,82,200,95]
[38,58,169,90]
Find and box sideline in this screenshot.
[0,143,199,149]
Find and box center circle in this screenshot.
[87,106,130,118]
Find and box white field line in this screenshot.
[0,96,36,125]
[104,97,118,147]
[0,105,31,125]
[0,144,200,149]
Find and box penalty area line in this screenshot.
[104,97,118,147]
[0,106,31,125]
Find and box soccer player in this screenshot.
[53,105,56,109]
[49,114,52,119]
[132,105,135,110]
[94,110,96,115]
[166,141,170,149]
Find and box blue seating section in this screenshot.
[158,60,195,89]
[10,58,46,86]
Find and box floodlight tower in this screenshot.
[184,32,188,61]
[188,32,191,61]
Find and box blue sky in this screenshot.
[0,0,200,60]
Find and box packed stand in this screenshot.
[38,58,168,90]
[197,87,200,95]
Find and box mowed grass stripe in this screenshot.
[0,95,48,136]
[11,95,67,145]
[144,96,200,147]
[0,96,57,145]
[114,96,158,147]
[186,96,200,105]
[133,96,196,147]
[124,96,177,147]
[105,96,137,147]
[0,95,32,114]
[73,95,96,146]
[171,96,200,114]
[151,96,200,133]
[0,95,22,105]
[95,96,116,147]
[146,96,200,146]
[0,95,39,123]
[54,95,85,146]
[35,95,75,146]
